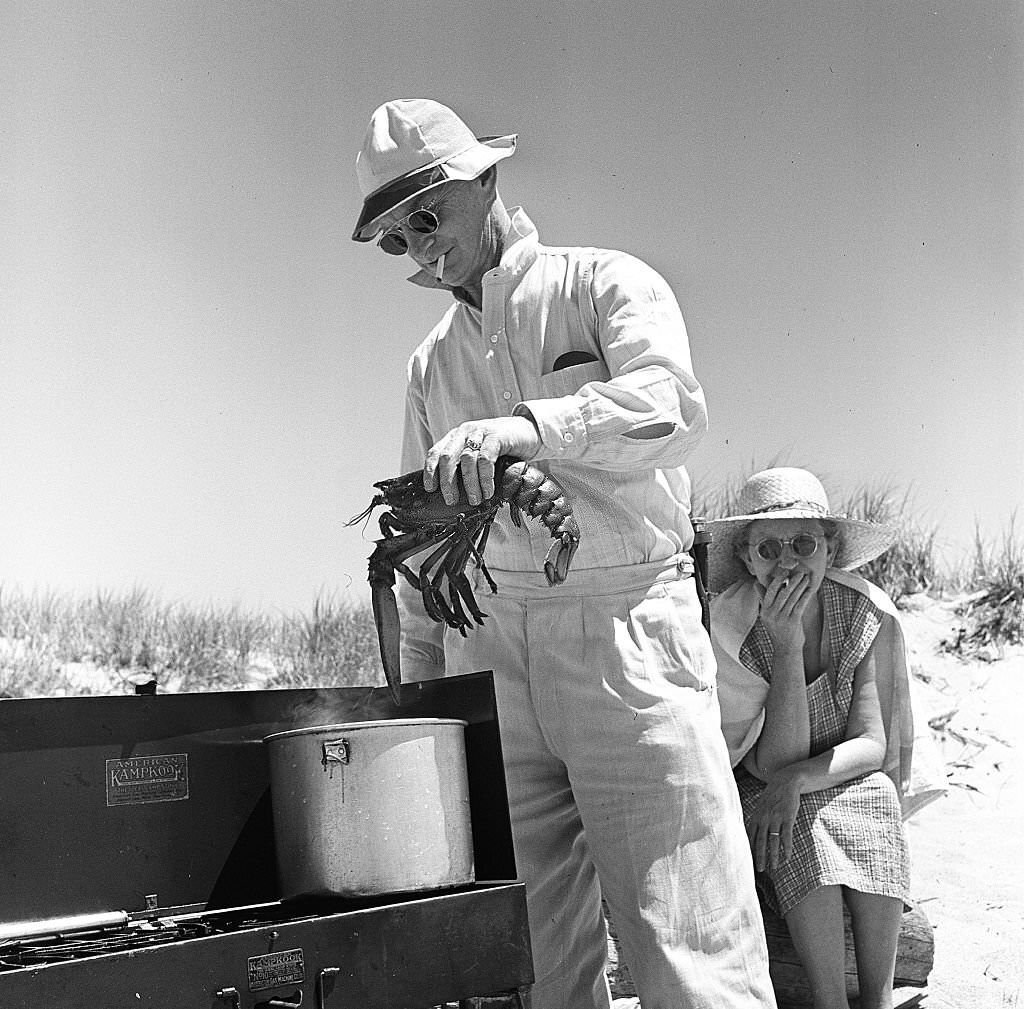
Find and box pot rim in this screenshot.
[263,716,468,744]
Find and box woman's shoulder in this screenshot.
[825,568,900,620]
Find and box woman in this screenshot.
[707,468,915,1009]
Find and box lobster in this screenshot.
[348,456,580,704]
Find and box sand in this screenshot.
[898,594,1023,1008]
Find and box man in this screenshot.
[351,99,776,1009]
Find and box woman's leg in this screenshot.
[783,885,851,1009]
[844,888,902,1009]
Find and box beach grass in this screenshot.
[940,515,1024,659]
[1,482,1021,697]
[0,585,380,698]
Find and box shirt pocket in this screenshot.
[537,359,611,398]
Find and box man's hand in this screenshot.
[424,416,542,505]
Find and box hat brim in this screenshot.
[705,511,897,593]
[352,134,516,242]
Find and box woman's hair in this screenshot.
[732,522,753,559]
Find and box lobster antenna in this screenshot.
[345,494,385,529]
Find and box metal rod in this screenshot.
[0,910,130,943]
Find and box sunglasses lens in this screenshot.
[754,534,820,561]
[379,231,408,255]
[406,209,439,235]
[378,207,439,255]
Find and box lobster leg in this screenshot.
[440,521,490,631]
[416,531,466,627]
[445,576,473,634]
[423,517,485,633]
[424,561,462,628]
[448,567,488,626]
[470,522,500,594]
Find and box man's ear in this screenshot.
[477,165,497,191]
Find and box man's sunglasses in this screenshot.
[751,533,823,562]
[378,206,439,256]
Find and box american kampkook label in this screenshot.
[248,948,305,991]
[105,753,189,806]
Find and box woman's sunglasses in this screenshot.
[378,207,439,256]
[751,533,823,562]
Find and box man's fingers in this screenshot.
[477,451,496,500]
[459,453,482,505]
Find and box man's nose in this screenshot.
[402,227,435,258]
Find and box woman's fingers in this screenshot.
[750,782,800,874]
[765,826,784,874]
[749,818,784,873]
[771,570,807,606]
[779,819,795,865]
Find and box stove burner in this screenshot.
[0,920,216,968]
[0,899,373,971]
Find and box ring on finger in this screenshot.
[464,436,483,452]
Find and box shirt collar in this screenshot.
[406,207,539,301]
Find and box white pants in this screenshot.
[443,556,777,1009]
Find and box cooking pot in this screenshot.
[264,718,474,898]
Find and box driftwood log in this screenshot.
[605,898,934,1007]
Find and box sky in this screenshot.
[2,1,1021,614]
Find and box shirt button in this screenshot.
[563,432,575,443]
[502,391,512,400]
[490,335,499,344]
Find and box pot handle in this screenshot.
[321,739,350,767]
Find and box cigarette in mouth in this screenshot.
[435,253,445,281]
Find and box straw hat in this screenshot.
[705,468,896,593]
[352,99,517,242]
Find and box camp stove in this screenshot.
[0,671,532,1007]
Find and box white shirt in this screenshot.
[399,208,709,674]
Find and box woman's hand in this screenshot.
[757,570,814,654]
[748,765,803,874]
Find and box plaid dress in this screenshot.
[733,579,911,916]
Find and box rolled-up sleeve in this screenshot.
[515,251,707,470]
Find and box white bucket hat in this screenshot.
[352,99,517,242]
[705,467,896,593]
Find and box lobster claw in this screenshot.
[543,530,579,585]
[371,580,404,706]
[367,543,404,705]
[541,514,581,586]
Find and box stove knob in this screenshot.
[215,987,241,1009]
